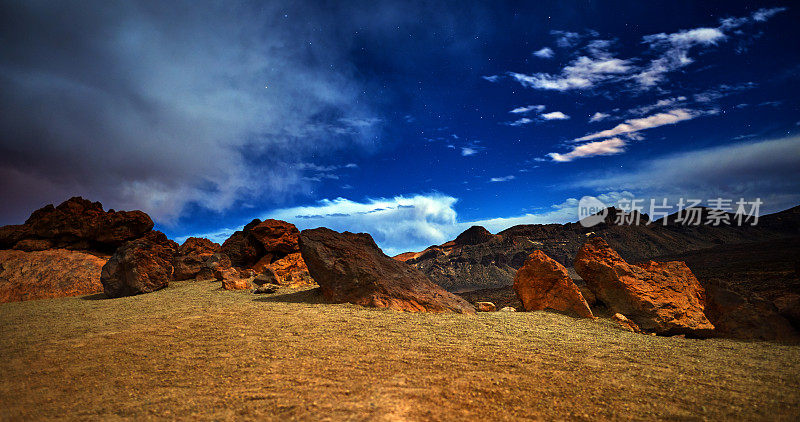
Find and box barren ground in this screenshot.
[1,281,799,421]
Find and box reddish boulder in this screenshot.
[216,268,253,290]
[299,228,475,314]
[100,231,178,298]
[476,302,496,312]
[255,252,315,287]
[574,237,714,336]
[219,229,262,268]
[177,237,220,256]
[249,219,300,255]
[172,237,221,281]
[13,197,154,252]
[513,250,594,318]
[0,249,107,303]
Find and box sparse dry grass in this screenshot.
[1,280,799,421]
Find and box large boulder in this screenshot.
[220,219,301,268]
[172,237,221,281]
[219,228,262,268]
[254,252,315,287]
[299,228,475,314]
[574,237,714,336]
[249,219,300,255]
[0,249,107,303]
[100,231,178,298]
[513,250,594,318]
[704,284,798,341]
[3,197,153,253]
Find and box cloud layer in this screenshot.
[0,1,379,223]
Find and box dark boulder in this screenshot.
[299,227,475,314]
[100,231,178,298]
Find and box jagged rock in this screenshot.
[100,231,178,298]
[612,313,642,333]
[574,237,714,336]
[299,228,475,314]
[476,302,496,312]
[219,219,311,282]
[216,268,252,290]
[219,229,262,268]
[253,269,278,286]
[513,250,594,318]
[261,253,314,287]
[0,249,107,303]
[4,197,153,253]
[249,219,300,255]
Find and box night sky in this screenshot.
[1,1,799,254]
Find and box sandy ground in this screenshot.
[1,280,799,421]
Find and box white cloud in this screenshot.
[507,117,534,127]
[541,111,570,120]
[510,105,546,114]
[548,137,627,162]
[482,75,500,82]
[461,147,478,156]
[573,135,800,213]
[533,47,554,58]
[752,7,787,22]
[575,109,696,142]
[589,112,610,122]
[489,175,515,182]
[511,56,631,91]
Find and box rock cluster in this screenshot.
[299,227,475,314]
[575,237,715,336]
[172,237,221,281]
[513,250,594,318]
[221,219,313,287]
[0,197,153,253]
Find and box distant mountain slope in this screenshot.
[397,205,800,292]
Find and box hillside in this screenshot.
[1,281,799,420]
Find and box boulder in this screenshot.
[253,269,278,286]
[261,253,315,287]
[219,229,262,268]
[216,268,252,290]
[6,197,153,253]
[476,302,496,312]
[612,313,642,334]
[704,284,798,341]
[0,249,107,303]
[177,237,220,256]
[499,306,517,312]
[298,228,475,314]
[574,237,714,336]
[100,231,178,298]
[172,237,221,281]
[513,250,594,318]
[249,219,300,255]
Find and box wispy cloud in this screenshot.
[510,56,631,91]
[548,137,627,162]
[482,75,500,82]
[589,112,610,123]
[551,30,581,48]
[510,105,546,114]
[541,111,570,120]
[461,147,478,156]
[507,117,534,127]
[575,109,696,142]
[533,47,554,58]
[489,175,515,182]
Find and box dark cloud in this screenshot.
[0,0,380,224]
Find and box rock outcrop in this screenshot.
[0,197,153,253]
[454,226,495,246]
[513,250,594,318]
[574,237,714,336]
[100,231,178,298]
[0,249,107,303]
[172,237,221,280]
[220,219,313,286]
[299,228,475,314]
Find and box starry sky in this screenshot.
[1,1,799,254]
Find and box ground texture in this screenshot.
[1,281,799,421]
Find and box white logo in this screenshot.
[578,196,608,227]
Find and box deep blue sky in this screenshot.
[1,1,799,254]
